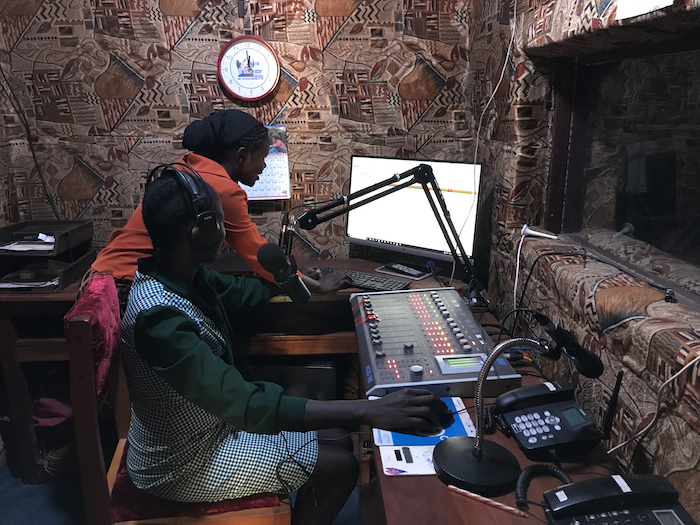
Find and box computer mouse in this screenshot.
[438,408,455,429]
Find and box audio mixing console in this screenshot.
[350,287,521,397]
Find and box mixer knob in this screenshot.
[459,338,468,344]
[436,301,444,307]
[410,365,424,375]
[456,332,464,338]
[452,327,460,333]
[446,317,454,323]
[404,343,414,352]
[372,336,382,345]
[375,348,386,357]
[462,344,472,353]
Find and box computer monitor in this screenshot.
[346,155,482,264]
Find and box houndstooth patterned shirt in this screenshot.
[121,261,318,502]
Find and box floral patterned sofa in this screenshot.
[497,230,700,520]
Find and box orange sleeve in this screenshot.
[218,183,276,283]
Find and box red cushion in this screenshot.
[110,443,280,522]
[64,273,121,395]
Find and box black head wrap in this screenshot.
[182,110,260,160]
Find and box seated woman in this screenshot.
[121,170,450,525]
[90,109,348,308]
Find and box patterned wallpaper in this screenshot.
[2,0,698,257]
[0,0,486,259]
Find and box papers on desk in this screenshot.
[373,397,475,476]
[1,233,56,252]
[0,278,59,289]
[1,241,55,252]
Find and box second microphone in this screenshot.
[257,243,311,305]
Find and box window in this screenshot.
[547,38,700,298]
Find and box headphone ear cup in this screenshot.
[189,211,223,252]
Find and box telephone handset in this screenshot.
[493,380,602,460]
[543,474,697,525]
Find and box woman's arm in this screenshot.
[218,185,275,282]
[303,389,450,435]
[301,271,350,294]
[201,265,271,312]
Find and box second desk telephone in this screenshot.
[543,474,697,525]
[493,380,602,459]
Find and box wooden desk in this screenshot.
[0,282,80,484]
[237,258,461,357]
[371,379,618,525]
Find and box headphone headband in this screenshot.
[145,163,223,252]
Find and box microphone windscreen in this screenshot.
[257,243,289,274]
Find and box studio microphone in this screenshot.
[257,243,311,305]
[531,311,604,378]
[613,222,635,238]
[521,224,558,240]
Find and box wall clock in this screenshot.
[217,36,281,101]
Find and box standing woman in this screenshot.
[122,171,450,525]
[90,109,347,307]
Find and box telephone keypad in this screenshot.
[509,408,570,447]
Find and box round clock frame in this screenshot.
[217,35,281,101]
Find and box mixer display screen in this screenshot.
[350,287,521,397]
[444,356,482,368]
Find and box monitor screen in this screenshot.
[346,156,482,263]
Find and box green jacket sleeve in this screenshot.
[133,304,306,433]
[201,265,271,311]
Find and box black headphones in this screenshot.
[146,163,223,253]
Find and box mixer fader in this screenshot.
[350,287,521,397]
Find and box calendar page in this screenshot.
[240,126,291,200]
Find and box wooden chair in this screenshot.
[65,273,291,525]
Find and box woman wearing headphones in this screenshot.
[122,171,451,525]
[90,109,348,307]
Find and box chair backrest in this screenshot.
[65,273,123,525]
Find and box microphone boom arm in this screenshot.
[281,163,486,302]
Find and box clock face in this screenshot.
[218,36,280,101]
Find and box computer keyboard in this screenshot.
[317,266,411,292]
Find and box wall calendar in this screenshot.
[240,126,291,201]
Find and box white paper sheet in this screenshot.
[616,0,673,20]
[0,242,55,252]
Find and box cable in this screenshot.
[426,260,448,287]
[274,429,366,512]
[607,353,700,455]
[513,234,527,310]
[460,0,519,241]
[495,307,538,343]
[516,251,589,310]
[0,64,62,219]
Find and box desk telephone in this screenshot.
[492,380,603,460]
[543,474,697,525]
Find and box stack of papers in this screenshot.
[373,397,475,476]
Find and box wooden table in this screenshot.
[0,282,80,484]
[236,258,463,357]
[371,377,618,525]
